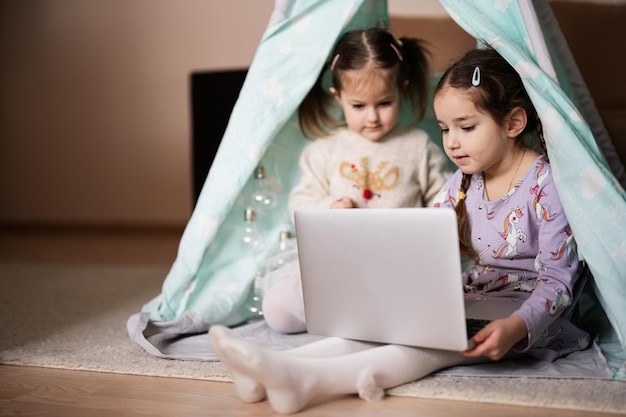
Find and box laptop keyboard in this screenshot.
[466,318,492,338]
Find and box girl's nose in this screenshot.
[367,107,379,122]
[444,132,459,149]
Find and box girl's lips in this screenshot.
[454,155,469,163]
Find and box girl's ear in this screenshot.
[329,86,340,101]
[506,107,527,137]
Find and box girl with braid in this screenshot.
[431,47,588,360]
[208,47,589,415]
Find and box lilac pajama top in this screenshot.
[433,155,590,361]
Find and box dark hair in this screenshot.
[298,27,431,138]
[434,47,546,261]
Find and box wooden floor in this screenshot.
[0,226,621,417]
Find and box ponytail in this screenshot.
[298,71,336,139]
[396,36,430,123]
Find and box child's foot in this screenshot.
[209,324,315,414]
[209,326,266,403]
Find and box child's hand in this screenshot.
[460,315,527,360]
[331,198,357,209]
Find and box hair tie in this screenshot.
[330,54,340,71]
[471,66,481,86]
[390,43,403,61]
[457,190,467,201]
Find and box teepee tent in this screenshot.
[140,0,626,376]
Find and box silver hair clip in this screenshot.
[472,66,481,86]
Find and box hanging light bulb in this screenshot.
[242,208,262,249]
[249,165,278,211]
[242,207,264,318]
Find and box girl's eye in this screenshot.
[352,104,365,110]
[378,101,392,107]
[462,126,475,132]
[440,128,449,134]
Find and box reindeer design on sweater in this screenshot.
[339,157,399,202]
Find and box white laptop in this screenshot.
[293,208,521,351]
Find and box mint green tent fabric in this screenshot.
[142,0,625,375]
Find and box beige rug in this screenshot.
[1,262,624,414]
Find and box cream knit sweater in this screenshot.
[288,124,452,218]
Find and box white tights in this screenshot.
[209,325,485,414]
[261,273,307,334]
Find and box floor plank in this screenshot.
[2,365,621,417]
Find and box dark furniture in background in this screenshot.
[190,69,247,207]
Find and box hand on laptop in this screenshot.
[460,315,528,360]
[331,197,357,208]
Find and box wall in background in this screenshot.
[0,0,274,226]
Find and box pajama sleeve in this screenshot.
[511,174,580,350]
